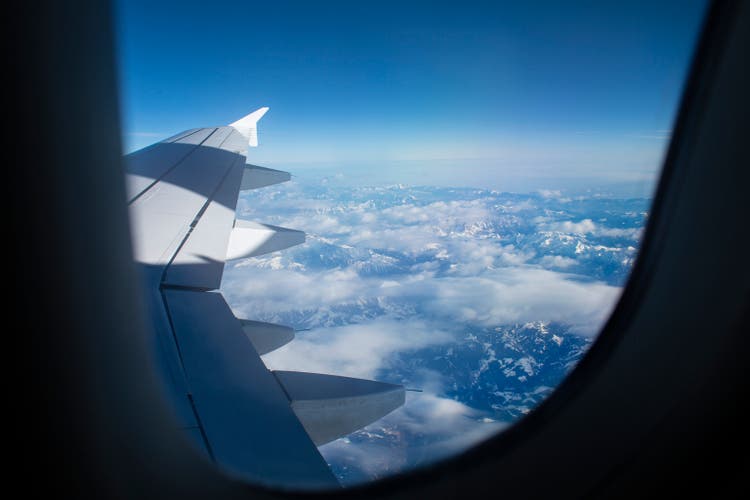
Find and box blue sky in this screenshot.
[116,0,706,192]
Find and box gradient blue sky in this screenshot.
[116,0,706,192]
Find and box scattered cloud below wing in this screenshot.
[262,319,454,380]
[221,181,647,484]
[413,268,620,337]
[540,218,643,240]
[224,263,620,340]
[319,392,507,484]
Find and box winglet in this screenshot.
[229,107,269,147]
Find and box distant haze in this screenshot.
[117,0,705,197]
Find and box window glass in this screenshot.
[117,0,707,487]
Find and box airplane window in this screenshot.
[116,0,708,489]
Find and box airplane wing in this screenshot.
[125,108,405,489]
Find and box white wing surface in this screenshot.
[125,109,405,489]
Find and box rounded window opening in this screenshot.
[117,0,708,489]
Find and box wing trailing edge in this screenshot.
[274,371,406,446]
[241,164,291,190]
[238,319,296,355]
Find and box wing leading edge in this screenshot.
[125,108,404,489]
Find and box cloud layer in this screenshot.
[221,181,648,484]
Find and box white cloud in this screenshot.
[541,218,642,240]
[319,392,507,484]
[225,187,627,338]
[408,267,620,336]
[537,189,562,198]
[262,318,454,380]
[224,259,620,341]
[539,255,577,269]
[222,182,643,484]
[223,266,368,318]
[548,218,598,234]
